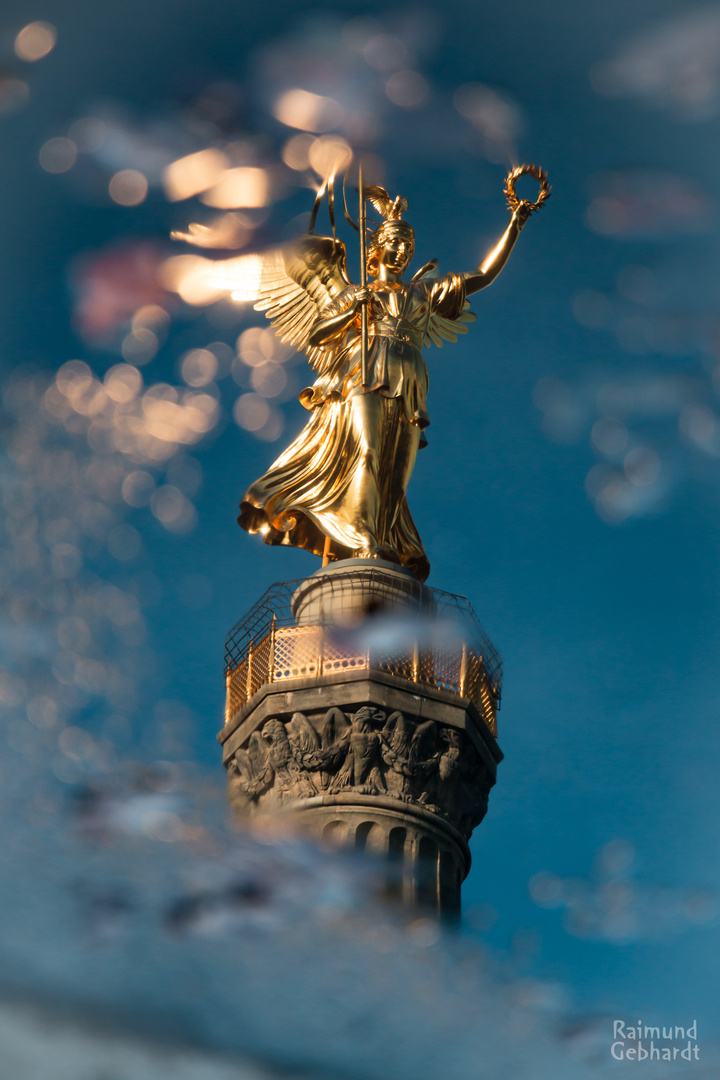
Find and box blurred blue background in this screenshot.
[1,0,719,1075]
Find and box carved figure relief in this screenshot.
[227,706,491,837]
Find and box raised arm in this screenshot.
[462,201,533,296]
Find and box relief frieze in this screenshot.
[227,706,491,838]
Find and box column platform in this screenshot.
[218,560,503,918]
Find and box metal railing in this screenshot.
[224,572,501,736]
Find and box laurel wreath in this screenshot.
[504,163,551,214]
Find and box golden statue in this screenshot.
[213,163,549,582]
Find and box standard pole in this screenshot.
[358,160,369,390]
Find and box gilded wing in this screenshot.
[211,234,351,372]
[424,301,475,347]
[422,272,476,348]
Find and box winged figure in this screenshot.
[380,711,415,799]
[331,706,386,795]
[231,730,274,805]
[432,728,488,833]
[232,717,317,805]
[380,713,440,799]
[206,169,546,581]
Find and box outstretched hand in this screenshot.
[515,200,534,227]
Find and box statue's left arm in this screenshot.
[462,201,533,296]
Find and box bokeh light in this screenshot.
[307,134,352,177]
[121,327,158,365]
[199,166,269,208]
[109,169,149,206]
[385,70,429,109]
[281,132,315,170]
[0,76,29,115]
[39,137,77,174]
[233,392,270,431]
[162,148,229,201]
[175,262,227,309]
[180,349,218,387]
[273,88,344,131]
[68,116,108,152]
[14,21,57,62]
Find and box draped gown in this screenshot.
[238,271,472,583]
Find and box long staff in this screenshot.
[358,160,369,390]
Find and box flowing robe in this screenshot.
[238,272,469,583]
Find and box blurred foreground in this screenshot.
[0,766,716,1079]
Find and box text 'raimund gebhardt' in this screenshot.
[611,1021,699,1062]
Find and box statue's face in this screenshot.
[378,234,414,275]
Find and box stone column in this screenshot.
[218,559,503,919]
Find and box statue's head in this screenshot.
[367,218,415,277]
